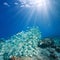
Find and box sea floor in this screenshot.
[0,27,60,60]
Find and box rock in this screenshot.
[47,48,55,54]
[38,38,54,48]
[55,46,60,53]
[10,56,21,60]
[49,53,58,60]
[10,56,32,60]
[21,57,32,60]
[10,56,15,60]
[51,44,56,48]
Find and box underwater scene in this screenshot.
[0,0,60,60]
[0,27,60,60]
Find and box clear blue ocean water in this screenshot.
[0,0,60,39]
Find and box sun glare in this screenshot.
[31,0,46,7]
[19,0,51,15]
[20,0,48,8]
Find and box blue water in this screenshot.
[0,0,60,39]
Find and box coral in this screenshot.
[0,27,41,60]
[0,27,60,60]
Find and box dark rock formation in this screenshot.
[55,46,60,53]
[38,38,54,48]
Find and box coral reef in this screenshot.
[0,27,60,60]
[38,38,60,60]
